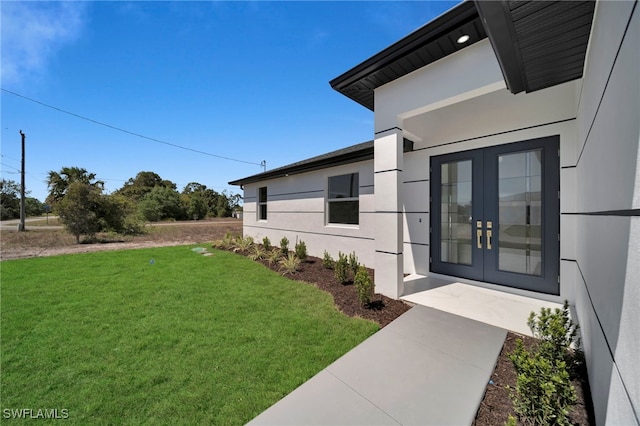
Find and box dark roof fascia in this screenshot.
[228,142,374,186]
[329,1,481,110]
[474,0,527,94]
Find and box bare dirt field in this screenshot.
[0,218,242,260]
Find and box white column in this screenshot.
[374,127,403,299]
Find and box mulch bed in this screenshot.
[226,246,593,424]
[235,250,411,328]
[473,332,594,426]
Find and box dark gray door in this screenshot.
[430,136,560,295]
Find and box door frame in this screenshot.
[429,136,560,295]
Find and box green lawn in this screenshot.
[1,247,378,424]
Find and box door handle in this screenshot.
[487,221,493,250]
[476,221,482,249]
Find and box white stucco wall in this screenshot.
[241,160,376,268]
[374,39,505,133]
[573,2,639,424]
[372,35,581,303]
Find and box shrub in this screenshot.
[528,300,580,366]
[508,301,580,425]
[334,251,349,284]
[279,236,289,255]
[509,339,576,425]
[233,235,254,252]
[354,266,374,306]
[294,240,307,261]
[266,249,281,266]
[262,236,272,251]
[248,244,266,261]
[213,232,236,250]
[322,251,334,269]
[278,253,301,275]
[122,214,146,235]
[348,252,359,276]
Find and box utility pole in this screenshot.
[260,160,266,173]
[18,130,26,232]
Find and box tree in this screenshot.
[186,191,208,220]
[25,197,45,217]
[46,167,104,207]
[57,182,103,243]
[138,186,185,222]
[116,171,177,202]
[0,179,21,220]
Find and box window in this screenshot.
[258,187,267,220]
[328,173,359,225]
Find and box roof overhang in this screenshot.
[475,0,595,94]
[229,141,374,187]
[330,1,487,111]
[331,0,595,106]
[229,139,415,186]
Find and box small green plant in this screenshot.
[267,249,281,266]
[248,244,266,261]
[322,251,334,269]
[279,236,289,255]
[278,252,301,275]
[508,301,580,426]
[528,300,580,366]
[213,232,236,250]
[354,265,374,306]
[262,236,272,251]
[334,251,349,284]
[294,239,308,261]
[509,339,576,425]
[348,251,359,276]
[233,235,254,252]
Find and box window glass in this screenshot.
[258,187,267,220]
[328,173,358,199]
[328,173,359,225]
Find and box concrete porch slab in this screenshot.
[248,306,506,425]
[402,281,564,336]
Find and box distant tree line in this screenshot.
[33,167,241,243]
[0,179,46,220]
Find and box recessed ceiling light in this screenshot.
[457,34,470,44]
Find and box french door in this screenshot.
[430,136,559,295]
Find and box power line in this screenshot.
[1,162,21,172]
[1,154,21,163]
[1,88,263,167]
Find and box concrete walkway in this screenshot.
[249,306,506,425]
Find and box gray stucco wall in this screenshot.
[573,2,639,424]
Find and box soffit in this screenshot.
[330,1,488,111]
[474,0,595,94]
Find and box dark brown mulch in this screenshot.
[251,254,411,328]
[473,332,594,426]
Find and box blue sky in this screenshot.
[1,1,457,203]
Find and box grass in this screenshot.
[1,247,379,424]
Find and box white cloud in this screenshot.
[1,1,87,86]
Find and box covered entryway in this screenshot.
[430,136,560,294]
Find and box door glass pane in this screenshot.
[440,160,472,265]
[498,150,542,275]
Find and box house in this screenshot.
[230,1,639,424]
